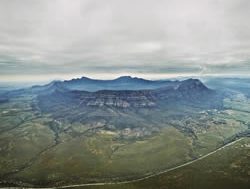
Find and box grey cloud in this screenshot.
[0,0,250,81]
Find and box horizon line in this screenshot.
[0,73,250,84]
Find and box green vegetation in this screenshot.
[0,92,249,187]
[6,127,194,185]
[81,137,250,189]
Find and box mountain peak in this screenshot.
[115,76,133,81]
[177,79,208,91]
[71,76,92,81]
[81,76,92,80]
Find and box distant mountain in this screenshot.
[177,78,208,91]
[203,77,250,97]
[37,78,222,116]
[6,76,208,97]
[3,76,223,111]
[0,76,223,129]
[52,76,177,91]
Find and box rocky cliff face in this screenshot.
[76,90,156,108]
[37,78,221,113]
[35,78,224,128]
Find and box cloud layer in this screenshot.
[0,0,250,81]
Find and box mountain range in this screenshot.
[1,76,248,188]
[0,76,224,128]
[31,76,177,92]
[3,76,222,109]
[29,77,223,127]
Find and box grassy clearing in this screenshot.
[0,94,249,187]
[72,137,250,189]
[0,122,55,176]
[13,127,193,185]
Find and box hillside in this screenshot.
[0,77,249,188]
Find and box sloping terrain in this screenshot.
[29,76,178,92]
[0,77,249,187]
[78,137,250,189]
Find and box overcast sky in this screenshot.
[0,0,250,82]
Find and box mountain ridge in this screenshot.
[50,76,176,92]
[37,77,221,111]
